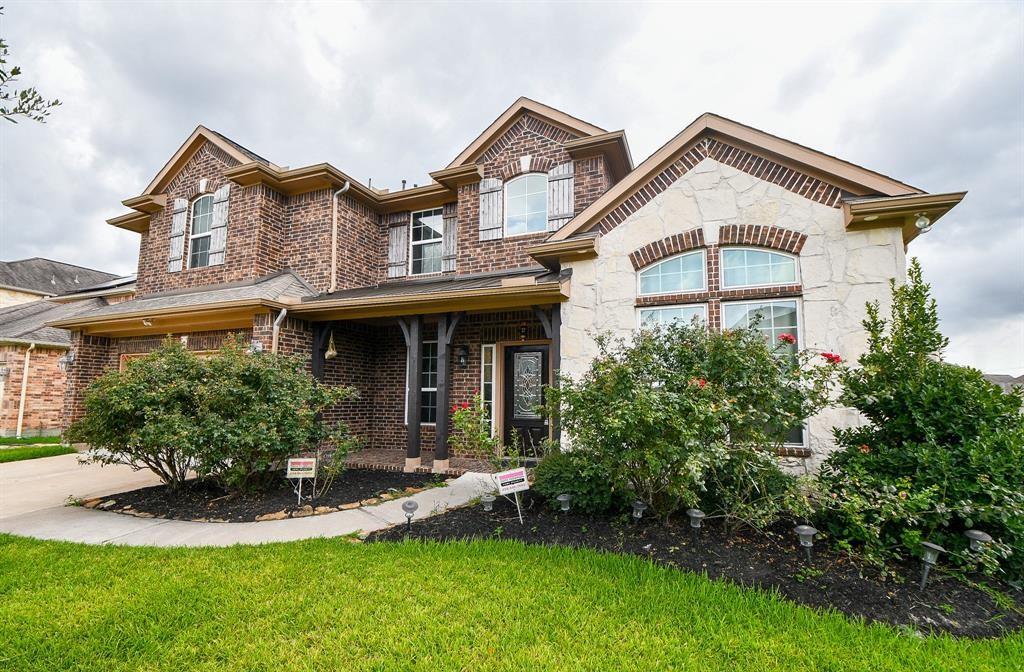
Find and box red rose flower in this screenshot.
[859,444,871,454]
[822,352,842,364]
[689,377,707,388]
[777,333,796,345]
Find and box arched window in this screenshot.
[720,248,797,288]
[188,194,215,268]
[637,250,706,296]
[505,174,548,236]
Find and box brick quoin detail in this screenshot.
[719,224,807,255]
[598,137,845,235]
[477,114,579,164]
[629,228,706,269]
[499,155,555,181]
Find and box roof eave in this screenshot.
[564,131,634,183]
[843,191,967,244]
[527,234,601,271]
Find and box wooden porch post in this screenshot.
[398,316,422,472]
[433,312,463,474]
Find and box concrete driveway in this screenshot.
[0,451,492,547]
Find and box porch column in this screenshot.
[398,316,422,472]
[433,312,463,474]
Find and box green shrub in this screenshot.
[547,320,837,523]
[532,451,626,514]
[68,337,359,494]
[820,259,1024,579]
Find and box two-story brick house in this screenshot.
[53,98,965,472]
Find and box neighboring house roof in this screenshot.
[47,270,316,335]
[0,297,108,347]
[546,112,948,244]
[0,258,120,297]
[51,275,137,302]
[983,374,1024,394]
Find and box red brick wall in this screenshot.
[0,344,67,436]
[63,333,117,427]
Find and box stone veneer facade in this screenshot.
[561,156,905,468]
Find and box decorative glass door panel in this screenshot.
[503,344,549,461]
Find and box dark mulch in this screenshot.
[95,469,446,522]
[368,490,1023,639]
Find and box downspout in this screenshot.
[271,309,288,355]
[330,181,351,294]
[15,343,35,439]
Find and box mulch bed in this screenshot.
[368,490,1023,639]
[88,469,447,523]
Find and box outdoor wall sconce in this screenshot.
[632,500,648,522]
[919,541,946,590]
[686,508,706,543]
[402,500,419,533]
[57,351,75,372]
[964,529,993,552]
[325,332,337,360]
[556,493,572,512]
[248,340,264,354]
[914,213,933,234]
[519,323,528,341]
[456,344,469,368]
[0,365,9,381]
[793,525,818,563]
[481,493,496,512]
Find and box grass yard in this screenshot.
[0,536,1020,671]
[0,444,75,463]
[0,435,63,446]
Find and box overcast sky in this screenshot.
[1,1,1022,373]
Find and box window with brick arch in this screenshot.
[188,195,214,269]
[720,248,798,289]
[505,174,548,236]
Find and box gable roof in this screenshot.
[0,258,120,297]
[446,97,608,168]
[0,297,108,347]
[548,112,926,242]
[141,125,273,197]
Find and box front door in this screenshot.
[502,344,549,460]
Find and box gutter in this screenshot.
[271,308,288,354]
[330,181,351,293]
[15,343,34,438]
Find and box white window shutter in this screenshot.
[441,202,457,272]
[167,198,188,272]
[208,184,230,266]
[479,177,503,241]
[547,162,574,230]
[387,214,409,278]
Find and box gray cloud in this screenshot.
[1,1,1021,373]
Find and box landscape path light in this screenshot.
[686,508,706,543]
[632,501,648,522]
[556,493,572,512]
[402,500,418,533]
[964,529,993,553]
[481,493,495,512]
[793,525,818,563]
[919,541,946,590]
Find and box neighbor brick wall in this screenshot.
[0,344,66,436]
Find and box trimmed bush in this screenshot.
[820,259,1024,579]
[532,451,626,514]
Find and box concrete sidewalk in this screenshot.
[0,452,493,547]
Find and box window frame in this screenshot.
[408,208,444,276]
[720,297,806,448]
[480,343,497,437]
[719,247,799,290]
[504,173,548,237]
[187,194,215,269]
[636,303,708,330]
[404,338,439,426]
[636,250,708,297]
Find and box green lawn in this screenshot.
[0,536,1019,671]
[0,435,63,446]
[0,444,75,463]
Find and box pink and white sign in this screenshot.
[494,467,529,496]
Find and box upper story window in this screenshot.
[188,195,214,269]
[410,208,444,275]
[721,248,797,289]
[505,174,548,236]
[638,250,706,296]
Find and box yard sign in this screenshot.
[287,457,317,505]
[493,467,529,524]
